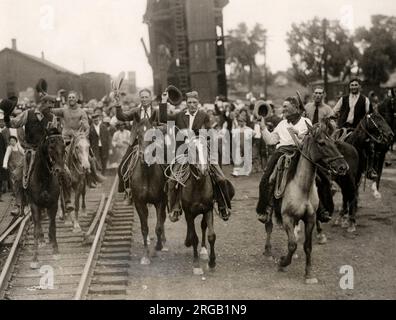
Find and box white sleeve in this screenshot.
[3,146,11,168]
[262,127,280,145]
[333,97,343,114]
[365,97,370,113]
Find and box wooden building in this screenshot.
[144,0,228,103]
[0,39,82,99]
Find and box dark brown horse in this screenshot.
[330,113,394,231]
[26,128,65,269]
[166,136,216,275]
[129,117,167,265]
[263,123,348,283]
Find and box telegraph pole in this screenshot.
[263,31,268,98]
[322,18,329,102]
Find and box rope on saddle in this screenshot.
[164,155,195,188]
[120,145,140,185]
[272,151,296,199]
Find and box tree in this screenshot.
[286,17,360,88]
[355,15,396,86]
[226,22,267,91]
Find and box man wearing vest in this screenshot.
[115,89,159,202]
[333,78,377,180]
[5,95,74,216]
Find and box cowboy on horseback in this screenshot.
[162,90,235,223]
[5,95,74,216]
[52,91,105,185]
[256,96,314,224]
[333,78,377,180]
[115,88,160,203]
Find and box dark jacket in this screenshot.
[115,104,159,146]
[89,123,111,159]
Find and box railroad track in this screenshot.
[0,173,135,300]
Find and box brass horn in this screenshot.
[166,85,183,106]
[253,100,271,119]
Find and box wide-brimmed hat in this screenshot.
[0,96,18,116]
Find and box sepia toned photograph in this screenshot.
[0,0,395,305]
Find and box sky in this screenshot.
[1,0,396,87]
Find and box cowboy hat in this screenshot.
[0,96,18,117]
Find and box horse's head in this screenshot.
[362,112,394,146]
[72,132,91,171]
[189,136,209,177]
[135,116,157,165]
[43,128,65,175]
[305,122,349,176]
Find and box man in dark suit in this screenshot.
[89,113,111,175]
[115,89,159,194]
[162,91,235,223]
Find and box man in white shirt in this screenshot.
[256,96,312,224]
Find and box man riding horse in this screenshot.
[52,91,105,185]
[115,88,159,203]
[256,96,328,224]
[5,95,74,216]
[162,90,235,223]
[333,78,377,180]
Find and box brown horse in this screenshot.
[166,136,217,275]
[26,128,65,269]
[129,117,167,265]
[263,122,348,283]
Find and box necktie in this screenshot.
[313,104,319,124]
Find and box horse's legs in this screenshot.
[185,212,201,273]
[279,214,297,270]
[48,203,59,255]
[135,201,150,264]
[71,188,82,233]
[263,216,273,257]
[81,179,87,214]
[30,204,41,269]
[316,219,327,244]
[200,215,209,260]
[304,214,317,284]
[205,210,216,269]
[154,201,166,251]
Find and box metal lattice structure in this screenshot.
[143,0,228,103]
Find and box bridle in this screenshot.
[288,127,346,175]
[358,114,387,145]
[44,134,64,174]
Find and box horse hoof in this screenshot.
[72,226,82,233]
[140,257,151,265]
[347,225,356,233]
[161,247,169,252]
[373,191,381,199]
[64,220,73,226]
[278,266,287,272]
[200,248,209,261]
[193,267,204,275]
[317,233,327,245]
[30,262,39,269]
[341,219,349,229]
[305,277,318,284]
[332,217,341,227]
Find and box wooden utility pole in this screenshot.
[322,18,329,102]
[263,31,268,98]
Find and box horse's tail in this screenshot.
[273,199,283,225]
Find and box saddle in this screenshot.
[269,149,297,200]
[22,149,36,189]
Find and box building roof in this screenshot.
[0,48,79,76]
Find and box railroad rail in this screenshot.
[0,173,135,300]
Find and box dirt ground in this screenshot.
[126,154,396,300]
